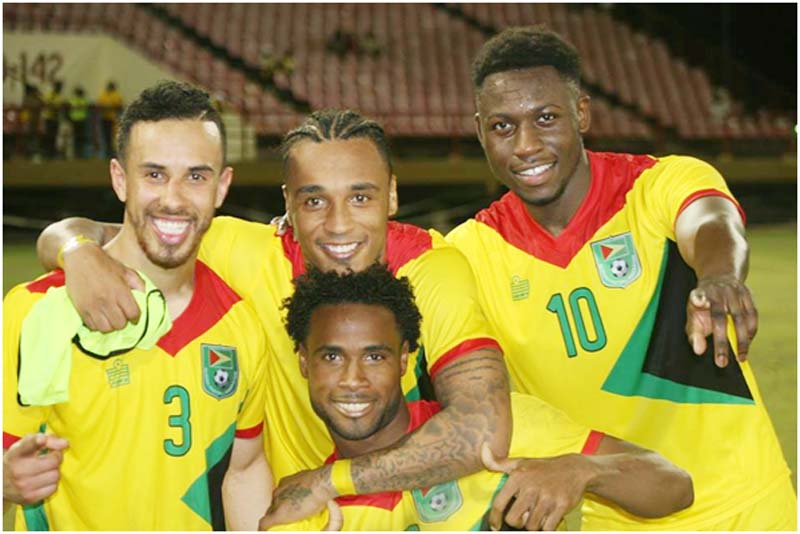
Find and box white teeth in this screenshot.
[336,402,370,415]
[153,219,189,235]
[518,162,554,176]
[324,243,358,254]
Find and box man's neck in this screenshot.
[332,401,410,459]
[104,226,196,320]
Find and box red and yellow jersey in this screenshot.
[199,217,500,483]
[270,393,599,531]
[3,262,267,531]
[447,151,792,530]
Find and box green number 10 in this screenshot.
[546,288,607,358]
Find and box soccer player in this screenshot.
[271,264,692,531]
[35,109,512,526]
[445,27,796,530]
[3,81,270,530]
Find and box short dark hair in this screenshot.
[283,264,421,353]
[279,109,392,175]
[471,26,581,93]
[116,80,226,164]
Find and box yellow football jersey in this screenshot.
[199,217,500,484]
[3,262,268,531]
[269,393,597,531]
[447,151,794,530]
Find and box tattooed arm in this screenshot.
[259,349,511,529]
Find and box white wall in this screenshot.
[3,32,187,104]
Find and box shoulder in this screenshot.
[207,215,279,241]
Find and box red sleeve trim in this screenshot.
[3,432,22,449]
[676,189,747,227]
[25,270,65,293]
[428,338,502,381]
[581,430,605,455]
[235,422,263,439]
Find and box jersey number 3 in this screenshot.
[546,288,607,358]
[164,385,192,456]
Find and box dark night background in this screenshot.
[610,3,796,111]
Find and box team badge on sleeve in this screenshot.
[591,232,641,288]
[201,344,239,399]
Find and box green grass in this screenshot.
[2,223,796,530]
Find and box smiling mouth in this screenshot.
[333,401,372,418]
[320,242,361,259]
[513,161,556,185]
[151,217,191,245]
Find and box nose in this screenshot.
[513,122,544,161]
[323,200,354,235]
[339,358,368,389]
[161,177,187,210]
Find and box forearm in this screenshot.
[691,217,749,281]
[350,349,511,494]
[37,217,119,271]
[222,453,272,530]
[676,197,748,281]
[584,451,693,518]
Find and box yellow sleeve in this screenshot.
[3,285,49,445]
[508,393,593,459]
[398,232,501,380]
[234,304,269,435]
[637,156,742,238]
[266,509,329,531]
[199,216,283,300]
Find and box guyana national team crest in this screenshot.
[591,232,641,288]
[201,344,239,399]
[411,481,463,523]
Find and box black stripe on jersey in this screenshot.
[207,441,234,531]
[643,241,752,399]
[415,346,437,401]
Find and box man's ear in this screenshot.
[388,174,398,217]
[281,183,295,229]
[215,166,234,208]
[577,94,591,134]
[110,159,127,202]
[299,345,309,378]
[474,110,485,148]
[399,341,410,376]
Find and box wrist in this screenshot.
[328,459,356,498]
[57,234,99,268]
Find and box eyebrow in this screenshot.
[138,162,216,173]
[295,182,381,195]
[311,343,393,354]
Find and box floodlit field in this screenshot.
[2,223,796,530]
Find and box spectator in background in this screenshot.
[20,83,44,161]
[42,80,66,160]
[96,81,123,157]
[67,86,89,159]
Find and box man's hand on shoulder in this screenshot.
[63,244,144,332]
[3,433,69,506]
[482,443,589,531]
[686,274,758,367]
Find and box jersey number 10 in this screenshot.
[546,288,607,358]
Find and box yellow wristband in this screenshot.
[330,459,356,496]
[57,234,98,268]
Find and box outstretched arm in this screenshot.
[37,217,141,332]
[484,436,693,531]
[260,348,511,529]
[675,196,756,367]
[222,436,272,531]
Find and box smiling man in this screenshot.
[35,109,511,527]
[3,81,269,530]
[446,26,796,530]
[270,264,692,531]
